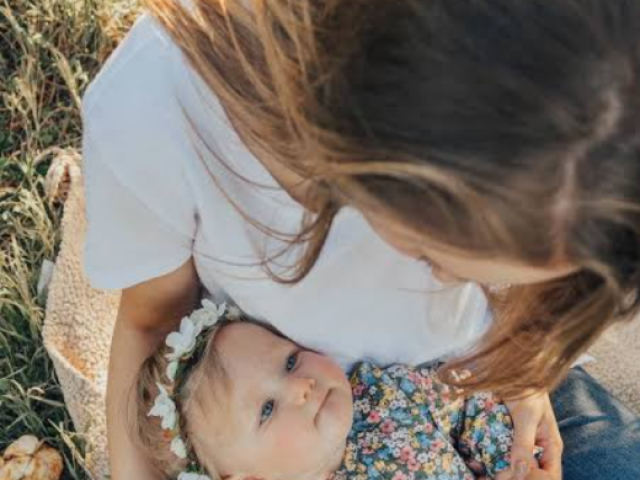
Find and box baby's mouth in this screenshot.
[314,388,331,425]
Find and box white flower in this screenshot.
[148,383,177,430]
[226,305,242,320]
[189,308,215,330]
[166,360,179,382]
[170,436,188,459]
[178,472,212,480]
[198,299,227,327]
[166,316,203,361]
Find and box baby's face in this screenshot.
[196,323,353,480]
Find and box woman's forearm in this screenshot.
[105,258,202,479]
[107,315,167,480]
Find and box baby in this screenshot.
[134,302,531,480]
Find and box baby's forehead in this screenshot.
[203,322,290,428]
[214,321,293,358]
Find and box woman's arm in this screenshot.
[506,393,564,480]
[107,258,201,480]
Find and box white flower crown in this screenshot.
[148,299,240,480]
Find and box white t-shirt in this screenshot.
[82,13,491,371]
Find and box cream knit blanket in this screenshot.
[42,151,119,479]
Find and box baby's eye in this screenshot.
[260,400,275,425]
[285,352,299,372]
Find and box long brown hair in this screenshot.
[143,0,640,398]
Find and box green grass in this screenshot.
[1,0,139,478]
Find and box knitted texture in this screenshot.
[42,151,119,479]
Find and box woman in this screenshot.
[81,0,640,479]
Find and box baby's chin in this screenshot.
[315,388,353,473]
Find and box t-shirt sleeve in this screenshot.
[82,126,197,290]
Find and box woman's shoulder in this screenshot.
[81,9,241,197]
[82,12,177,125]
[83,0,202,118]
[81,9,223,174]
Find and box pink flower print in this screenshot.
[429,438,446,452]
[407,458,420,472]
[353,385,365,396]
[400,446,415,462]
[423,423,434,434]
[381,419,396,434]
[391,471,408,480]
[367,410,381,423]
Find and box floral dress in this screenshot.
[332,362,516,480]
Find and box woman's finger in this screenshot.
[510,412,539,479]
[506,395,546,479]
[539,440,563,480]
[537,403,563,479]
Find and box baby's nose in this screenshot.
[289,377,316,407]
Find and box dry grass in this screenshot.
[1,0,139,478]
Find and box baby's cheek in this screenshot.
[269,425,319,466]
[272,426,313,453]
[246,433,307,478]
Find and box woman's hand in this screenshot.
[505,392,563,480]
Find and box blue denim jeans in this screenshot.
[551,367,640,479]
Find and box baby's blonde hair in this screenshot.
[133,319,233,479]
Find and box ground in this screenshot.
[0,1,139,478]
